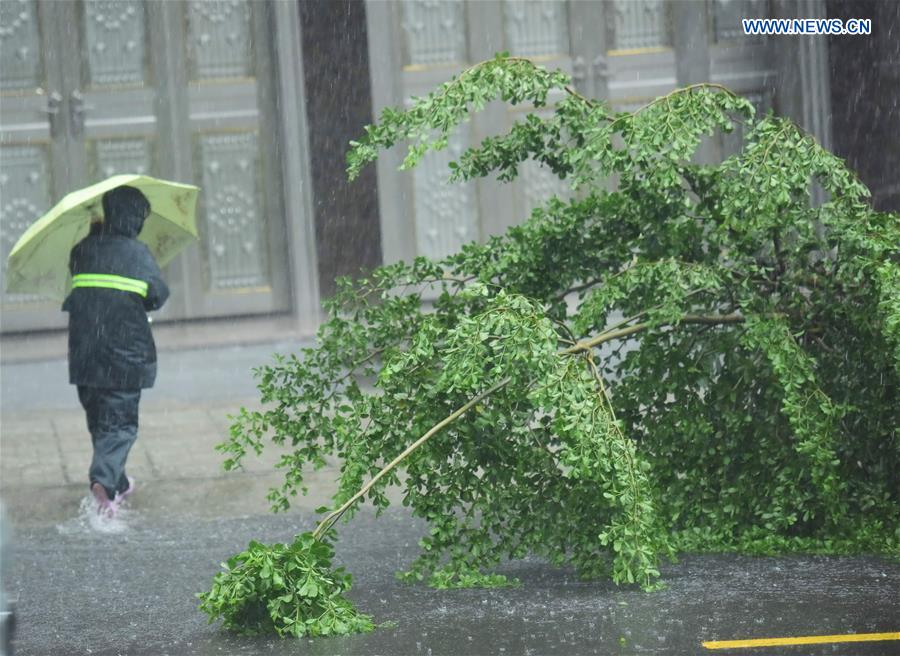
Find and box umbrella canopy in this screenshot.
[5,174,199,301]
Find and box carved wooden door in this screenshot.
[603,0,772,152]
[366,0,776,271]
[1,0,297,332]
[367,0,607,265]
[1,1,74,331]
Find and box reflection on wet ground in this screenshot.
[7,506,899,656]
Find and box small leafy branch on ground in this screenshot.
[205,54,900,636]
[197,532,373,638]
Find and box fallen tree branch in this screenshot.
[563,313,745,355]
[311,311,745,541]
[312,377,512,541]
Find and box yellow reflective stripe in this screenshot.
[703,632,900,650]
[72,274,149,297]
[72,277,148,296]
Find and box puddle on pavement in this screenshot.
[55,494,138,535]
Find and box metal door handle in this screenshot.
[572,56,586,85]
[37,91,63,138]
[69,89,95,137]
[39,91,63,115]
[592,55,610,81]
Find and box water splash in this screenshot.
[55,494,136,535]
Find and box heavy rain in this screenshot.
[1,1,898,655]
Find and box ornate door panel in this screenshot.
[72,0,156,182]
[605,0,677,112]
[367,0,592,267]
[1,1,72,331]
[604,0,773,155]
[501,0,576,227]
[398,0,478,263]
[366,0,777,275]
[177,0,291,318]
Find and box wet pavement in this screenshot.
[2,339,899,656]
[5,502,900,656]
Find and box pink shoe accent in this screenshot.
[118,476,136,499]
[91,482,116,518]
[113,477,136,509]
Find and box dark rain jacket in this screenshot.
[62,209,169,389]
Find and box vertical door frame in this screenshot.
[0,1,77,332]
[138,1,320,327]
[365,0,416,266]
[147,0,192,320]
[272,0,321,331]
[467,0,510,240]
[365,0,595,266]
[38,1,76,195]
[569,1,610,101]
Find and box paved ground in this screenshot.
[6,511,900,656]
[7,508,900,656]
[1,337,317,521]
[1,337,899,656]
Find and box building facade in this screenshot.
[1,0,896,337]
[1,0,319,334]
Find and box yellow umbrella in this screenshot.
[5,174,199,301]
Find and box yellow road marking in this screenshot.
[703,631,900,650]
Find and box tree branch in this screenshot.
[312,377,512,541]
[563,313,745,355]
[554,278,605,301]
[592,288,711,337]
[604,83,739,132]
[336,348,386,384]
[311,311,744,541]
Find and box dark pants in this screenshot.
[77,386,141,500]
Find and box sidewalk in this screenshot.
[0,337,343,525]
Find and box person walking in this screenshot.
[62,185,169,517]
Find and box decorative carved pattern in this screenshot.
[198,132,269,289]
[714,0,768,42]
[0,0,42,91]
[413,132,478,259]
[401,0,466,66]
[187,0,253,80]
[0,144,51,304]
[83,0,147,86]
[503,0,569,57]
[610,0,670,50]
[91,138,151,181]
